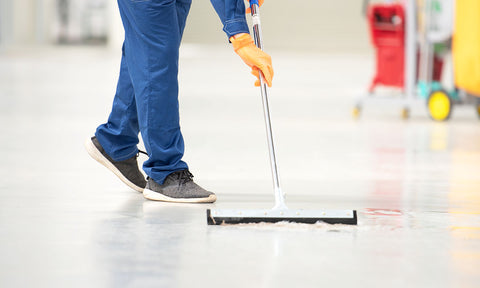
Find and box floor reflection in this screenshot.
[449,147,480,287]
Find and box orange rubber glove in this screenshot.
[245,0,264,14]
[230,33,273,87]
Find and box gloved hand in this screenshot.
[230,33,273,87]
[245,0,264,14]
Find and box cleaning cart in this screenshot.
[354,0,418,119]
[354,0,460,121]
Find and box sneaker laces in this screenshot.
[175,170,194,185]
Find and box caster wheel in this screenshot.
[401,108,410,119]
[428,90,452,121]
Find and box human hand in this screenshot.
[230,33,273,87]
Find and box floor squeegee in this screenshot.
[207,1,357,225]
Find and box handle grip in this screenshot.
[249,3,265,85]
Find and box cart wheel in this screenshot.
[352,106,361,119]
[427,90,452,121]
[401,108,409,119]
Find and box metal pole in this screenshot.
[405,0,417,102]
[250,3,287,210]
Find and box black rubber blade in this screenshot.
[207,209,357,225]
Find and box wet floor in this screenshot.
[0,46,479,287]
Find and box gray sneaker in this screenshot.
[85,136,146,192]
[143,170,216,203]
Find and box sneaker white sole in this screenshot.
[143,188,217,203]
[84,137,144,193]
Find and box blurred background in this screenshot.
[0,0,370,52]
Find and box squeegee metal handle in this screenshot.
[250,3,287,210]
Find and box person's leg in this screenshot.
[95,44,140,161]
[85,40,146,192]
[176,0,192,39]
[123,0,214,203]
[117,0,188,184]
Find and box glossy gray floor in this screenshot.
[1,46,479,288]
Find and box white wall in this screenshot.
[0,0,371,53]
[181,0,371,52]
[0,0,56,46]
[0,0,37,46]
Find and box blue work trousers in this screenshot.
[95,0,192,184]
